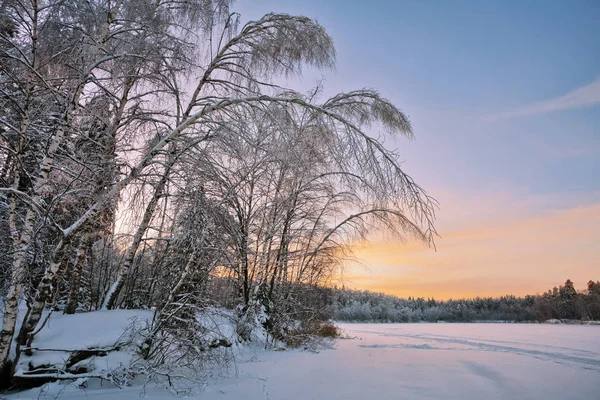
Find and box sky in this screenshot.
[235,0,600,299]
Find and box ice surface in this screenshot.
[202,323,600,400]
[7,322,600,399]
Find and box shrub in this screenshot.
[317,321,341,338]
[284,320,341,348]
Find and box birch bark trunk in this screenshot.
[6,0,125,353]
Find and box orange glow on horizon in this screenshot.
[341,195,600,300]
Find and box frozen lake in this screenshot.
[8,323,600,399]
[205,323,600,400]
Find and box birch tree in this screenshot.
[1,0,232,373]
[172,91,437,335]
[1,0,437,380]
[1,0,337,370]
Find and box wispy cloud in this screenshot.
[488,76,600,120]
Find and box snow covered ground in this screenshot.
[6,323,600,399]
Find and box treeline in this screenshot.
[332,279,600,323]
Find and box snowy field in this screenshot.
[6,323,600,400]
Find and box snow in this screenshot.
[7,322,600,399]
[202,323,600,400]
[26,310,153,351]
[13,310,153,378]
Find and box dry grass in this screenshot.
[283,320,341,348]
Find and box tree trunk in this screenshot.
[269,215,291,300]
[16,238,71,346]
[103,161,172,309]
[240,229,250,305]
[0,179,25,368]
[0,78,34,371]
[141,251,198,359]
[0,264,26,377]
[64,235,89,314]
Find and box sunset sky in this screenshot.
[237,0,600,299]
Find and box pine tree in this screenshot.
[557,279,578,319]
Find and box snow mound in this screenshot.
[14,310,153,382]
[11,308,257,389]
[28,310,153,351]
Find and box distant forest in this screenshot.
[331,279,600,323]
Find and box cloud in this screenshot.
[488,76,600,120]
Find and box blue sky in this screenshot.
[235,0,600,297]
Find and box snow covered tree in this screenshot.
[1,0,233,376]
[1,0,438,382]
[557,279,578,319]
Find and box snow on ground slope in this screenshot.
[13,310,154,377]
[25,310,153,351]
[6,323,600,400]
